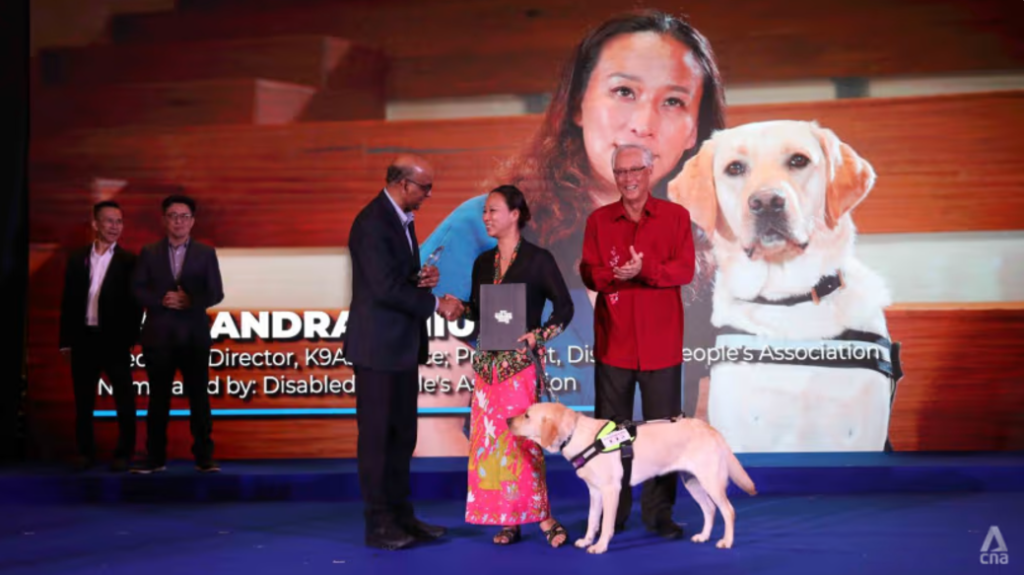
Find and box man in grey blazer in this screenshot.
[131,195,224,474]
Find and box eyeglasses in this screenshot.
[613,166,649,177]
[165,213,193,222]
[405,179,433,194]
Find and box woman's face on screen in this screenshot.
[575,31,704,192]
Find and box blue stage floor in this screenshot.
[5,452,1024,505]
[3,453,1023,575]
[4,494,1022,575]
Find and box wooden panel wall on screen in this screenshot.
[100,0,1024,99]
[30,91,1024,244]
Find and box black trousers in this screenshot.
[143,343,214,464]
[354,366,419,529]
[594,361,683,528]
[70,328,136,460]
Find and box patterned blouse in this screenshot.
[461,239,574,384]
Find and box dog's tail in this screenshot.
[726,451,757,496]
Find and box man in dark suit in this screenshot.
[59,200,143,472]
[345,155,462,550]
[130,194,224,474]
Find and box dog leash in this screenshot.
[526,346,557,404]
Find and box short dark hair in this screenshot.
[489,185,532,229]
[93,200,122,219]
[386,164,413,185]
[162,194,196,215]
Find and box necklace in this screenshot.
[493,239,521,284]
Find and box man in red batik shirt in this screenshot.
[580,144,696,539]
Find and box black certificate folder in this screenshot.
[478,283,527,351]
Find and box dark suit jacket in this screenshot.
[59,244,144,349]
[343,191,436,371]
[133,237,224,349]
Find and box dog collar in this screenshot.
[558,433,574,453]
[744,270,844,306]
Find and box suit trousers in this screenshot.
[354,366,419,529]
[142,343,214,464]
[70,327,137,460]
[594,361,683,529]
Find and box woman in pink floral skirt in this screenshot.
[453,185,574,546]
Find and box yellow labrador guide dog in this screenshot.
[507,402,756,554]
[668,120,903,453]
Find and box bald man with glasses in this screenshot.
[344,155,461,550]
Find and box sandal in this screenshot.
[542,520,569,548]
[493,526,521,545]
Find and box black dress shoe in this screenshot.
[195,460,221,473]
[72,456,94,472]
[648,518,684,540]
[365,525,417,551]
[130,460,167,474]
[399,517,446,541]
[109,457,130,472]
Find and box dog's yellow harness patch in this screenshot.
[595,420,638,453]
[564,415,685,471]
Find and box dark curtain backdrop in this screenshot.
[1,0,29,462]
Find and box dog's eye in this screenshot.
[789,154,810,169]
[725,161,746,176]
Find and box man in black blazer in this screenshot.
[345,154,462,550]
[130,194,224,474]
[59,200,143,472]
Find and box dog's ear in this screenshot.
[540,417,559,451]
[669,138,718,240]
[812,123,876,229]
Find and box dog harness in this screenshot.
[712,326,903,382]
[560,414,687,471]
[715,269,905,449]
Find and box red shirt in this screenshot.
[580,196,696,371]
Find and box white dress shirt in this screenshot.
[86,242,116,326]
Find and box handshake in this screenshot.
[417,264,463,320]
[437,294,464,321]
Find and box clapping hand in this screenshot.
[613,246,643,280]
[162,286,192,309]
[437,294,464,321]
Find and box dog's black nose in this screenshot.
[749,191,786,215]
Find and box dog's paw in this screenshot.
[586,542,608,554]
[716,538,733,549]
[691,533,710,544]
[574,538,593,549]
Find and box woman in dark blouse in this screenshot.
[457,185,574,547]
